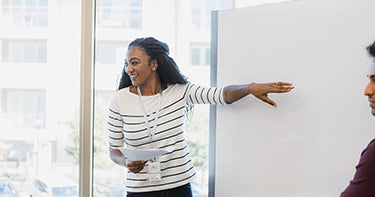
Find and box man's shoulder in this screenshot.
[360,138,375,159]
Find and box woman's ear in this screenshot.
[152,59,158,71]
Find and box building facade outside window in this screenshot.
[0,0,80,196]
[1,0,48,27]
[96,0,142,29]
[2,39,47,63]
[1,89,45,128]
[191,43,210,66]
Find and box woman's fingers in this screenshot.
[273,82,294,92]
[263,97,277,107]
[254,82,294,107]
[127,160,146,173]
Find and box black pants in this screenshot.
[127,183,193,197]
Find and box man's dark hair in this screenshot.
[367,41,375,57]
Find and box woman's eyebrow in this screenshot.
[128,57,140,62]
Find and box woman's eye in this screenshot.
[131,61,139,66]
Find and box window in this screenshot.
[95,41,126,65]
[93,1,233,197]
[1,1,283,197]
[96,0,142,28]
[1,0,48,27]
[191,43,210,66]
[0,1,80,196]
[2,39,47,63]
[1,89,45,128]
[191,0,232,30]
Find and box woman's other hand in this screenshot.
[125,160,146,173]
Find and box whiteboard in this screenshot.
[211,0,375,196]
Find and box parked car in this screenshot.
[28,175,78,197]
[93,185,125,197]
[0,176,20,197]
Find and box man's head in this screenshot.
[364,41,375,116]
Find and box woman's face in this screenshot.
[125,47,157,87]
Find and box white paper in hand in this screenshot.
[115,147,173,161]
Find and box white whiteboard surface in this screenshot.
[213,0,375,196]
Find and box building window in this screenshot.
[1,89,46,128]
[191,43,210,66]
[96,0,142,28]
[95,41,127,65]
[2,39,47,63]
[191,0,232,30]
[1,0,48,27]
[191,0,205,29]
[205,48,210,65]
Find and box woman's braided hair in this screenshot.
[118,37,188,90]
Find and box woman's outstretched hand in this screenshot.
[248,82,294,107]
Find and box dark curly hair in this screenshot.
[118,37,189,90]
[367,41,375,57]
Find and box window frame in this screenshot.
[79,0,95,196]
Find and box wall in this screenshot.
[212,0,375,196]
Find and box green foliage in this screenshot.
[64,113,80,164]
[64,92,114,168]
[185,105,210,170]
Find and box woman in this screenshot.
[108,37,294,196]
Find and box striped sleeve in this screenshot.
[186,84,227,105]
[107,93,125,148]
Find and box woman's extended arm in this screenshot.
[223,82,294,106]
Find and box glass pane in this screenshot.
[93,0,288,196]
[93,1,230,197]
[205,48,210,65]
[191,48,200,65]
[96,0,141,29]
[0,1,81,197]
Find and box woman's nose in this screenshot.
[126,64,133,73]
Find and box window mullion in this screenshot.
[79,0,95,196]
